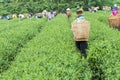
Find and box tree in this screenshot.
[0,0,119,15]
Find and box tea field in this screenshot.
[0,12,120,80]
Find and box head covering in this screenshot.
[66,8,70,11]
[114,4,117,7]
[43,10,47,12]
[76,6,79,9]
[113,4,118,10]
[76,8,84,16]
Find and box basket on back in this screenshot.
[108,15,120,27]
[71,20,90,41]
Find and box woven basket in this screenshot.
[71,20,90,40]
[108,15,120,27]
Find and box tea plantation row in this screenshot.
[0,18,47,73]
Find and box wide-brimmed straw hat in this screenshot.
[76,8,84,16]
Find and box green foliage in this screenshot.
[0,0,119,15]
[0,14,92,80]
[58,3,69,12]
[0,11,120,80]
[86,11,120,79]
[0,18,46,73]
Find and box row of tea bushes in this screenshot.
[85,11,110,25]
[0,14,92,80]
[86,12,120,79]
[0,18,46,73]
[0,18,45,32]
[0,19,24,32]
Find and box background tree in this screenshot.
[0,0,119,16]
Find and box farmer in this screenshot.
[113,4,119,11]
[42,10,47,17]
[66,8,71,20]
[110,8,119,16]
[71,9,90,58]
[48,10,54,20]
[76,8,85,22]
[110,4,119,16]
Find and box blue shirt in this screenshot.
[77,16,85,22]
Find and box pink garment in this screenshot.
[112,10,118,16]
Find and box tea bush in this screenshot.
[0,18,46,73]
